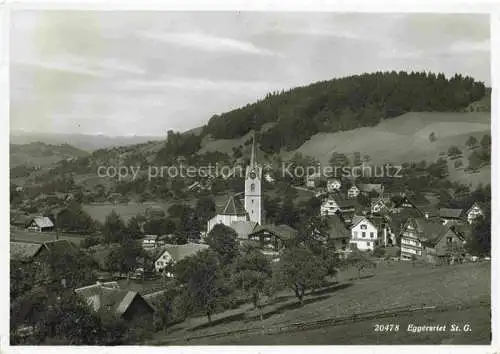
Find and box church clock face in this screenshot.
[249,171,256,179]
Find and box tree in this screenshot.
[175,250,224,324]
[126,216,143,239]
[480,134,491,150]
[465,210,491,257]
[448,146,462,159]
[102,211,128,243]
[232,244,273,322]
[274,245,327,305]
[344,250,376,279]
[194,196,216,225]
[428,132,437,142]
[467,151,483,170]
[205,224,238,266]
[143,217,176,236]
[466,136,478,149]
[105,240,144,276]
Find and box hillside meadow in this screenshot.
[150,261,490,345]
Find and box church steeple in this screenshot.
[250,129,256,168]
[245,127,262,225]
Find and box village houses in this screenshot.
[155,242,209,277]
[400,217,465,263]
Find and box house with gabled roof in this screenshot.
[400,217,465,263]
[25,216,54,232]
[247,224,298,257]
[465,202,487,224]
[323,215,351,251]
[358,183,384,196]
[349,215,380,251]
[347,185,360,199]
[327,178,342,192]
[154,242,209,275]
[75,282,155,321]
[439,208,466,225]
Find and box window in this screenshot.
[367,242,371,247]
[250,183,255,192]
[361,225,367,230]
[370,232,374,238]
[362,232,366,238]
[353,231,358,238]
[447,237,453,244]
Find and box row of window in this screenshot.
[353,231,375,238]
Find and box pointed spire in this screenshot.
[250,129,256,168]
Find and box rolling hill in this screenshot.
[10,142,90,168]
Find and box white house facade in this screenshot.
[349,216,379,251]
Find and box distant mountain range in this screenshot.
[10,131,165,151]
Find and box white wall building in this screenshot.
[349,216,379,251]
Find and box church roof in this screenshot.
[216,195,247,216]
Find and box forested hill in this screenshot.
[202,71,487,154]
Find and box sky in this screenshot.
[10,11,491,136]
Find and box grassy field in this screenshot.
[293,112,490,187]
[196,306,491,345]
[82,200,196,224]
[150,261,490,345]
[10,228,86,245]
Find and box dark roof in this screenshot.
[249,224,298,240]
[387,208,423,235]
[324,215,350,240]
[230,220,258,239]
[75,283,154,316]
[11,242,43,261]
[407,193,432,207]
[11,239,77,261]
[406,217,452,246]
[156,243,209,263]
[358,183,384,193]
[215,195,247,216]
[439,208,464,219]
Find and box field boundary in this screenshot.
[154,301,489,344]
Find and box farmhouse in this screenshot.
[439,208,465,225]
[320,194,358,217]
[400,217,465,263]
[347,185,360,198]
[323,215,351,251]
[370,196,391,214]
[142,235,158,250]
[465,202,485,224]
[358,183,384,196]
[75,282,155,321]
[327,178,342,192]
[305,172,321,188]
[154,242,209,276]
[11,239,77,263]
[247,224,298,257]
[349,215,379,251]
[25,216,54,232]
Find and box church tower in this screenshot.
[244,131,262,225]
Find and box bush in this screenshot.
[373,246,386,258]
[81,236,101,249]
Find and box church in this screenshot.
[206,131,263,238]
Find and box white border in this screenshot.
[1,1,499,354]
